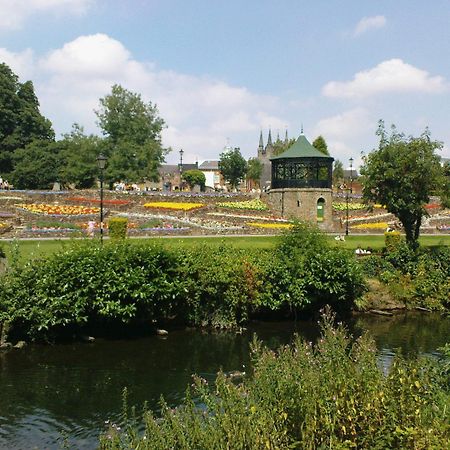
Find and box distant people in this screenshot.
[87,220,96,237]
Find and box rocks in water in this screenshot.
[369,309,394,316]
[156,329,169,336]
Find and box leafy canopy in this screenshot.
[219,147,247,189]
[182,169,206,189]
[360,121,448,247]
[95,84,168,183]
[312,135,329,155]
[0,63,54,174]
[246,157,263,186]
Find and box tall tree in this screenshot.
[332,159,344,185]
[246,157,263,187]
[312,135,329,155]
[0,63,54,173]
[360,121,449,248]
[95,84,168,183]
[58,124,103,189]
[10,140,60,189]
[219,147,247,190]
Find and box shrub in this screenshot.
[99,311,450,449]
[384,231,403,252]
[108,217,128,239]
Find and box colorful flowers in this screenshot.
[143,202,205,211]
[351,222,389,230]
[333,202,367,211]
[247,222,293,229]
[217,199,268,211]
[15,203,100,215]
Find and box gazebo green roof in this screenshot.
[270,134,333,160]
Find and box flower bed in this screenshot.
[333,202,367,211]
[143,202,205,211]
[247,222,293,229]
[67,197,130,206]
[217,199,268,211]
[15,203,100,215]
[351,222,389,230]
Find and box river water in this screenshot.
[0,312,449,449]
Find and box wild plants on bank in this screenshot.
[99,311,450,449]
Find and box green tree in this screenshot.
[58,124,103,189]
[272,138,296,156]
[246,157,263,187]
[219,147,247,190]
[182,169,206,190]
[360,121,448,247]
[10,140,60,189]
[95,84,168,183]
[333,159,344,185]
[0,63,54,174]
[312,135,329,155]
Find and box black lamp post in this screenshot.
[345,157,354,236]
[179,149,184,191]
[96,154,107,243]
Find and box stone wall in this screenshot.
[267,188,334,230]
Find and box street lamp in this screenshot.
[179,149,184,191]
[96,153,107,243]
[345,157,354,236]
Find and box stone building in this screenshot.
[257,129,289,190]
[267,131,334,230]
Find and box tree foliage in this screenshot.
[219,147,247,189]
[333,159,344,184]
[312,135,329,155]
[246,157,263,187]
[182,169,206,190]
[95,84,168,183]
[360,121,448,247]
[272,138,296,156]
[0,63,54,174]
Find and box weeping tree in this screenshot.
[360,121,448,248]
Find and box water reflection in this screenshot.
[0,313,448,449]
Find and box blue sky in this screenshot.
[1,0,449,166]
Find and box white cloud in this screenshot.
[313,108,372,163]
[0,47,35,79]
[353,15,386,36]
[322,59,448,99]
[30,34,287,162]
[0,0,92,31]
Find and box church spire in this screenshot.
[258,130,264,156]
[267,129,273,146]
[284,128,288,144]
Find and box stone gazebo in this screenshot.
[268,132,334,229]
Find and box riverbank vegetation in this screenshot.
[99,312,450,449]
[0,224,364,341]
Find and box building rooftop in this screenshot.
[199,160,220,170]
[271,134,333,160]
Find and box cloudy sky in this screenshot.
[1,0,449,166]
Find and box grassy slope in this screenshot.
[1,234,449,262]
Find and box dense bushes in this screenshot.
[359,241,450,310]
[0,223,365,341]
[99,312,450,449]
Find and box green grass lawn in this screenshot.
[1,234,449,262]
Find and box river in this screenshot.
[0,312,449,449]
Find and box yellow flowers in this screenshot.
[247,222,293,229]
[15,203,99,215]
[352,222,389,230]
[143,202,205,211]
[217,199,268,211]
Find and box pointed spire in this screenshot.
[276,131,280,142]
[300,124,304,135]
[284,128,288,144]
[258,130,264,149]
[267,129,273,146]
